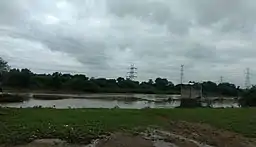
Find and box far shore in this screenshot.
[0,92,178,103]
[0,90,239,105]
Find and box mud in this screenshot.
[168,121,256,147]
[3,121,256,147]
[93,133,154,147]
[11,139,83,147]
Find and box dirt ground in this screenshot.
[167,121,256,147]
[3,121,256,147]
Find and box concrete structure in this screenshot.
[179,84,202,107]
[180,84,202,99]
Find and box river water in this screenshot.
[0,93,240,109]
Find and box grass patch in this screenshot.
[0,108,256,144]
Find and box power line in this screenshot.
[220,76,223,84]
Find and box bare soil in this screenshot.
[3,121,256,147]
[168,121,256,147]
[95,133,154,147]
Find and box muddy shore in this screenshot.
[5,121,256,147]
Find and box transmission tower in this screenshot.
[180,65,185,97]
[126,64,137,80]
[180,65,184,84]
[245,68,251,89]
[220,76,223,84]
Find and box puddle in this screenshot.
[84,129,215,147]
[153,141,178,147]
[142,129,215,147]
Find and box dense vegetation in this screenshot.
[0,57,240,96]
[239,86,256,107]
[0,108,256,144]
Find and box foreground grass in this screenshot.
[0,108,256,144]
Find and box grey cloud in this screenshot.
[189,0,256,33]
[0,0,256,86]
[184,44,217,61]
[107,0,192,35]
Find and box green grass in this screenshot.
[0,108,256,144]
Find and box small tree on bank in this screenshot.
[239,86,256,107]
[0,57,10,92]
[0,57,10,72]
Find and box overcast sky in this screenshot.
[0,0,256,86]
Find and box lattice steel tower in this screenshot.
[126,64,137,80]
[180,65,184,84]
[245,68,251,89]
[220,76,223,84]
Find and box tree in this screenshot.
[0,57,10,72]
[117,77,125,84]
[0,57,10,81]
[63,77,86,91]
[0,57,10,92]
[239,86,256,107]
[4,69,31,88]
[51,72,62,89]
[218,82,237,96]
[147,79,154,85]
[202,81,218,95]
[155,78,169,90]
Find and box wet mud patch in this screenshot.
[89,130,215,147]
[167,121,256,147]
[2,121,256,147]
[87,121,256,147]
[3,139,84,147]
[94,133,153,147]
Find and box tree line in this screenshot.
[0,57,241,96]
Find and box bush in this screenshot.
[239,87,256,107]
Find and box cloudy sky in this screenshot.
[0,0,255,86]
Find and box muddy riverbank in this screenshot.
[1,108,256,146]
[5,122,256,147]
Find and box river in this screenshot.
[0,93,240,109]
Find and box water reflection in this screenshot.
[0,99,239,109]
[0,94,240,109]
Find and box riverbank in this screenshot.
[0,93,239,109]
[0,92,178,102]
[0,108,256,146]
[0,93,29,103]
